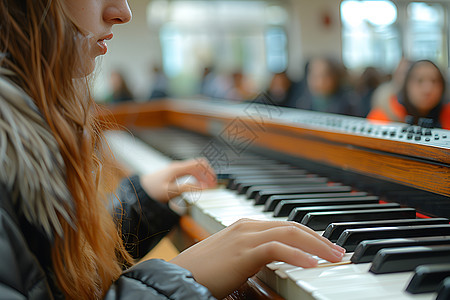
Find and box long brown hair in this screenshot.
[0,0,133,298]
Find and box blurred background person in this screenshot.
[367,60,450,129]
[199,66,233,99]
[148,66,169,100]
[261,71,294,106]
[285,60,311,109]
[286,57,359,116]
[353,66,386,117]
[224,71,257,101]
[370,57,411,116]
[107,70,134,103]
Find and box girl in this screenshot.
[367,60,450,129]
[0,0,345,299]
[287,57,358,116]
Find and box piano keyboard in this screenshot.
[105,128,450,300]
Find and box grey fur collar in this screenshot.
[0,71,75,238]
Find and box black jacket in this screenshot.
[0,175,215,299]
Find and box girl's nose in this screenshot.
[104,1,132,25]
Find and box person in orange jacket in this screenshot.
[367,60,450,129]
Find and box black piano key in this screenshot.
[264,192,368,212]
[236,177,328,194]
[436,277,450,300]
[274,196,380,217]
[225,158,280,165]
[228,169,309,180]
[230,172,313,180]
[215,159,281,167]
[227,172,311,189]
[369,245,450,274]
[300,208,416,231]
[323,218,450,242]
[227,174,310,190]
[217,165,299,179]
[337,224,450,252]
[219,164,294,172]
[279,201,391,218]
[406,264,450,294]
[351,236,450,263]
[253,186,352,205]
[236,175,328,194]
[247,183,339,200]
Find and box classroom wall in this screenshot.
[94,0,159,101]
[286,0,342,80]
[94,0,343,101]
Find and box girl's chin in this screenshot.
[87,58,97,74]
[73,59,96,78]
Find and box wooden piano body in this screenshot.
[100,98,450,299]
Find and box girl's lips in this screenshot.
[97,33,113,55]
[97,40,108,55]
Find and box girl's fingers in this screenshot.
[169,158,217,188]
[249,241,319,270]
[171,218,345,299]
[228,219,344,253]
[249,226,345,263]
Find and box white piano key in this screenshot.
[268,254,353,299]
[257,265,281,293]
[286,263,371,281]
[299,271,411,291]
[203,206,267,216]
[283,261,437,300]
[190,205,226,234]
[196,200,255,209]
[104,130,171,174]
[276,263,300,279]
[311,278,436,300]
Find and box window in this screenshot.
[341,1,450,71]
[341,0,400,71]
[147,0,288,96]
[265,27,288,74]
[406,2,446,66]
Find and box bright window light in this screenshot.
[341,1,397,27]
[341,0,400,70]
[365,1,397,26]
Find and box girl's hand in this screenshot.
[170,218,346,299]
[140,158,217,203]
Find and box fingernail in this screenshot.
[332,248,345,259]
[333,244,346,253]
